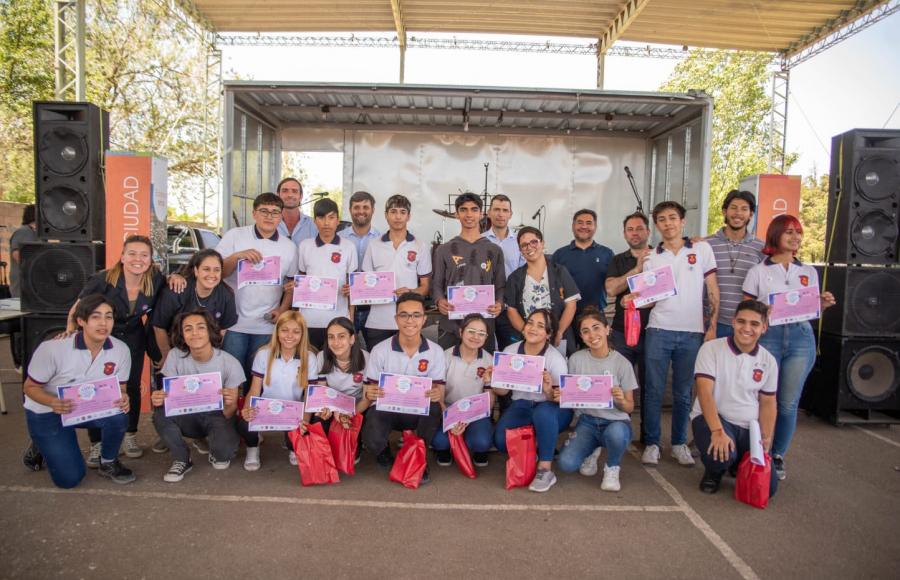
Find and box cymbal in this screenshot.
[432,208,456,219]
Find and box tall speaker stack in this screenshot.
[800,129,900,426]
[21,102,108,375]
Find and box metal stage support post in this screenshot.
[54,0,86,101]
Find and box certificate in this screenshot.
[56,377,123,427]
[375,373,432,416]
[236,256,282,289]
[292,275,339,310]
[442,393,491,432]
[163,372,224,417]
[447,285,496,319]
[490,352,545,393]
[768,285,820,326]
[627,265,677,308]
[247,397,305,432]
[349,271,396,305]
[559,374,614,410]
[305,385,357,416]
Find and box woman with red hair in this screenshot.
[742,215,836,481]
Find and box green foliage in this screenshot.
[798,171,829,263]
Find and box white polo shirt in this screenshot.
[690,337,778,429]
[501,341,568,403]
[25,333,132,414]
[743,257,820,309]
[362,232,433,331]
[443,346,493,405]
[365,334,446,386]
[297,235,359,329]
[314,350,370,401]
[250,347,319,402]
[217,225,299,335]
[645,238,717,333]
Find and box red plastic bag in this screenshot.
[327,414,363,475]
[625,302,641,347]
[288,423,340,486]
[389,430,427,489]
[735,451,771,509]
[505,426,536,490]
[449,432,476,479]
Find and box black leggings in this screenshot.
[89,340,146,442]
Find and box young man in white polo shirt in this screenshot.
[218,192,298,388]
[625,201,720,467]
[691,299,779,497]
[298,198,359,349]
[361,293,446,484]
[362,194,432,349]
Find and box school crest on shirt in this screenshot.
[331,252,342,264]
[352,372,364,384]
[752,369,764,383]
[407,251,417,262]
[799,275,809,287]
[476,367,486,378]
[103,363,116,376]
[687,254,697,265]
[418,360,429,372]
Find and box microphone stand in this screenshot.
[624,167,644,214]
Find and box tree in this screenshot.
[659,50,799,233]
[799,170,829,263]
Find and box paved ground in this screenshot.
[1,336,898,580]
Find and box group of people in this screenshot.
[20,178,836,501]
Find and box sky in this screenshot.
[221,12,900,191]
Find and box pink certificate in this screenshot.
[447,285,496,319]
[627,265,677,308]
[490,352,545,393]
[247,397,305,432]
[292,275,339,310]
[56,377,123,427]
[236,256,282,289]
[305,385,357,416]
[163,372,224,417]
[375,373,432,416]
[349,271,396,306]
[559,374,614,410]
[442,393,491,432]
[768,285,820,326]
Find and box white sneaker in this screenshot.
[641,444,660,465]
[600,464,621,492]
[288,451,298,466]
[122,434,143,458]
[86,442,103,468]
[670,444,696,467]
[243,446,261,471]
[579,447,603,476]
[208,454,231,470]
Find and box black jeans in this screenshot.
[353,306,371,347]
[89,338,146,443]
[361,402,443,455]
[610,328,647,444]
[366,328,396,351]
[692,414,779,498]
[308,327,327,351]
[152,407,239,463]
[494,311,519,351]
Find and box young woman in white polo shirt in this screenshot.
[490,309,571,493]
[742,215,835,480]
[240,311,318,469]
[433,314,495,468]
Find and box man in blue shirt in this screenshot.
[337,191,382,345]
[482,194,524,350]
[551,209,615,315]
[275,177,318,245]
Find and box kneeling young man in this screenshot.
[361,292,446,484]
[152,309,246,482]
[691,299,779,497]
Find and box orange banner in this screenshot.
[742,174,801,242]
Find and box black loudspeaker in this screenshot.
[33,101,109,242]
[19,242,105,314]
[22,314,70,379]
[801,335,900,425]
[815,265,900,338]
[826,129,900,265]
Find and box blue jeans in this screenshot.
[644,328,704,447]
[757,321,816,458]
[26,409,128,489]
[221,331,270,394]
[558,415,633,470]
[493,399,574,462]
[610,328,646,443]
[431,416,494,452]
[692,414,778,498]
[716,322,734,339]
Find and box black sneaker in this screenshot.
[376,448,394,470]
[435,449,452,466]
[21,439,45,472]
[773,454,786,481]
[699,470,723,494]
[164,459,193,482]
[98,459,136,485]
[727,462,738,478]
[473,452,489,467]
[354,446,362,465]
[420,466,430,485]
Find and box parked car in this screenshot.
[167,225,220,274]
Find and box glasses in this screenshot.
[397,312,425,321]
[519,239,541,251]
[257,209,282,217]
[465,328,488,338]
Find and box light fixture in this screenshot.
[321,106,330,120]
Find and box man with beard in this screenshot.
[276,177,317,245]
[704,190,765,339]
[338,191,382,344]
[551,209,615,316]
[482,194,524,350]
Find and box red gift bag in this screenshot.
[735,451,771,509]
[505,426,536,490]
[625,302,641,347]
[327,414,363,475]
[289,423,340,486]
[449,432,476,479]
[389,430,427,489]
